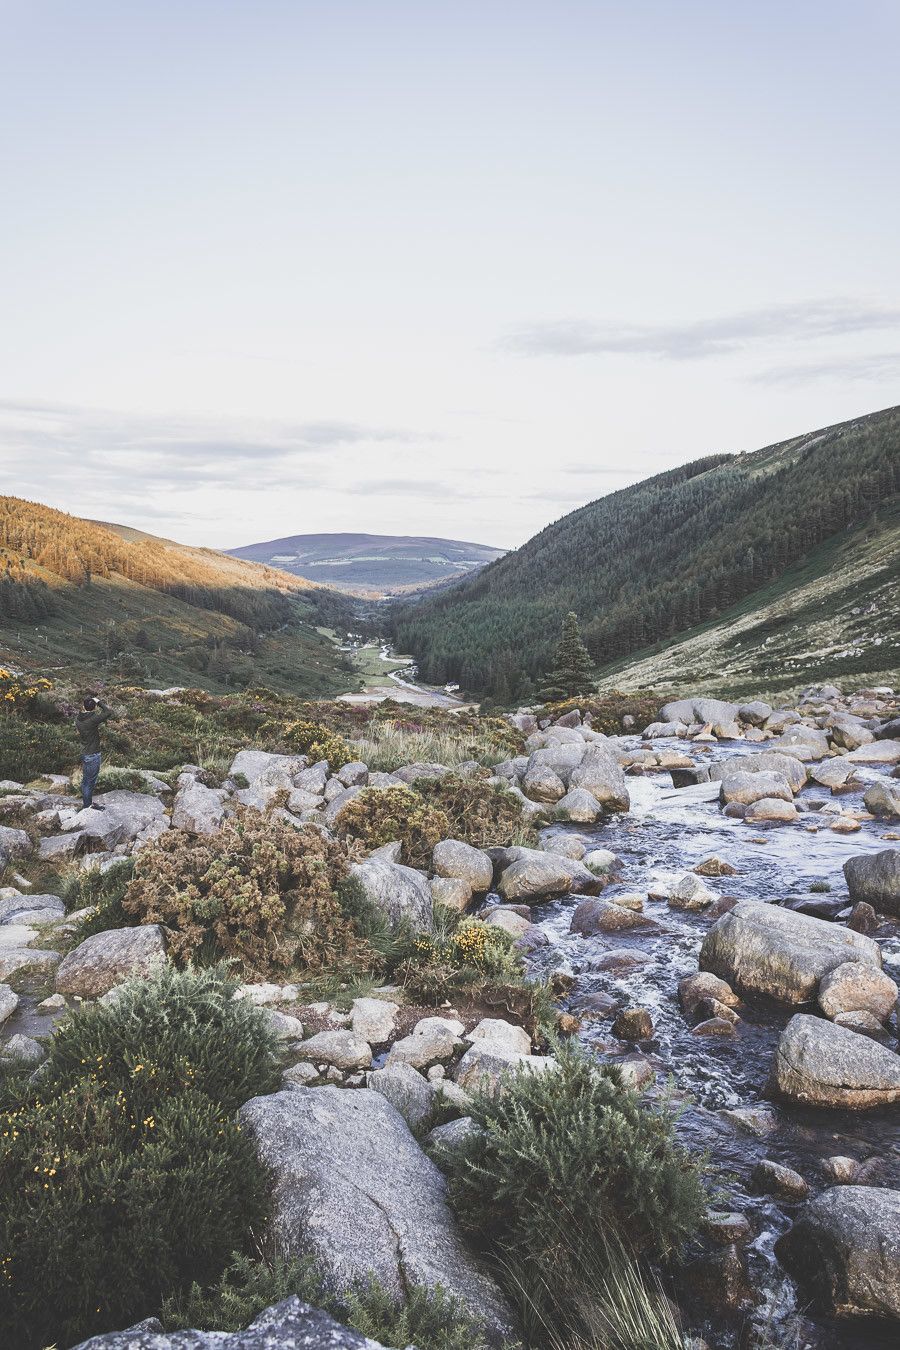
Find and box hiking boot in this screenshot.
[89,803,106,811]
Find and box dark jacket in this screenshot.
[75,705,116,756]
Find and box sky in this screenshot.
[1,0,899,551]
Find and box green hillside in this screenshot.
[392,405,900,700]
[0,498,356,697]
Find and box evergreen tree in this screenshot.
[539,611,595,701]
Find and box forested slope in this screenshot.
[0,499,354,695]
[393,406,900,699]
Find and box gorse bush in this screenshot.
[448,1048,707,1336]
[123,811,367,974]
[0,966,279,1350]
[337,784,450,869]
[416,774,536,850]
[277,717,351,768]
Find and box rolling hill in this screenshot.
[393,405,900,701]
[226,532,504,596]
[0,498,356,696]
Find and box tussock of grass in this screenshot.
[350,718,505,772]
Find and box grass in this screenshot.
[349,718,509,771]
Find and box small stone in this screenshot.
[720,1104,780,1137]
[669,873,716,910]
[752,1159,809,1201]
[822,1156,859,1184]
[833,1010,888,1037]
[36,992,66,1011]
[692,1017,737,1037]
[615,1056,655,1091]
[694,857,737,877]
[282,1061,319,1088]
[612,1008,653,1040]
[847,902,878,934]
[1,1033,44,1064]
[704,1211,751,1244]
[295,1030,372,1070]
[350,996,399,1045]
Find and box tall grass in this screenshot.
[349,718,505,772]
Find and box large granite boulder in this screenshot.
[238,1088,513,1341]
[720,771,793,806]
[55,925,167,997]
[775,1187,900,1320]
[844,849,900,916]
[497,848,597,901]
[771,1014,900,1109]
[171,774,227,834]
[349,857,433,933]
[568,745,630,813]
[553,788,604,823]
[817,960,898,1023]
[709,752,807,794]
[71,1297,401,1349]
[863,781,900,818]
[660,697,738,736]
[700,900,881,1003]
[62,792,168,851]
[845,739,900,765]
[0,825,32,867]
[432,839,493,893]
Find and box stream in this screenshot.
[529,736,900,1348]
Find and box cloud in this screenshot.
[498,299,900,361]
[748,351,900,386]
[346,477,480,499]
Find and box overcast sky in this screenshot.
[2,1,899,551]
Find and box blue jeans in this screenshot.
[81,753,101,808]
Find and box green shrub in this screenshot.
[164,1250,494,1350]
[0,713,78,782]
[448,1048,707,1336]
[415,774,535,849]
[93,766,158,794]
[63,858,136,935]
[278,718,351,768]
[809,880,831,893]
[0,966,278,1349]
[542,691,661,736]
[123,811,368,975]
[337,784,450,869]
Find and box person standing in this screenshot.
[75,696,117,810]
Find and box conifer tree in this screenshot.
[539,611,595,701]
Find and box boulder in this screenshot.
[426,1116,480,1155]
[669,874,716,911]
[843,849,900,916]
[350,996,399,1045]
[828,715,875,751]
[709,752,807,794]
[0,826,32,867]
[62,792,168,851]
[863,781,900,818]
[54,925,166,997]
[522,762,567,802]
[752,1159,809,1201]
[571,897,658,935]
[387,1016,463,1070]
[744,797,799,824]
[0,947,61,981]
[229,749,306,784]
[700,900,881,1003]
[171,775,227,835]
[553,788,604,823]
[678,971,739,1015]
[260,1010,305,1044]
[70,1295,429,1349]
[238,1088,513,1339]
[497,848,596,901]
[322,785,366,828]
[430,877,472,912]
[0,983,19,1025]
[483,907,531,937]
[350,857,433,933]
[771,1014,900,1109]
[642,721,688,739]
[737,701,773,727]
[37,833,80,862]
[336,762,368,787]
[568,744,630,813]
[454,1042,555,1094]
[466,1017,531,1056]
[294,1030,372,1071]
[720,771,792,806]
[432,839,493,893]
[393,762,452,784]
[582,847,619,874]
[0,893,64,925]
[810,759,856,790]
[817,961,898,1023]
[1,1033,44,1064]
[775,1187,900,1320]
[660,697,738,736]
[845,739,900,765]
[368,1062,436,1131]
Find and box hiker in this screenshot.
[75,696,117,810]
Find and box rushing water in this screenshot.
[528,737,900,1348]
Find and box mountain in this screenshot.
[0,498,355,696]
[226,532,504,596]
[393,405,900,701]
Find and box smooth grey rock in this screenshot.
[294,1030,372,1071]
[62,792,169,851]
[0,983,18,1024]
[522,761,567,802]
[845,739,900,765]
[466,1017,531,1055]
[0,893,64,925]
[350,857,433,933]
[0,947,61,981]
[71,1296,399,1349]
[393,762,451,784]
[426,1116,480,1154]
[238,1089,513,1340]
[775,1187,900,1320]
[571,896,658,936]
[817,961,898,1023]
[844,849,900,916]
[430,876,472,912]
[55,925,167,997]
[745,797,799,823]
[669,874,716,911]
[229,749,306,784]
[497,848,596,901]
[709,752,807,794]
[432,839,493,893]
[737,701,773,726]
[350,996,399,1045]
[263,1010,306,1044]
[700,900,881,1003]
[171,776,227,834]
[37,832,81,862]
[0,825,32,867]
[568,744,630,813]
[771,1014,900,1109]
[720,771,792,805]
[553,787,603,823]
[863,781,900,818]
[368,1062,436,1131]
[336,762,369,787]
[454,1042,556,1094]
[322,785,365,828]
[1,1032,44,1064]
[387,1016,463,1069]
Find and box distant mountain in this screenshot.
[226,532,505,596]
[0,499,354,696]
[393,406,900,700]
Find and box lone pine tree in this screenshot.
[539,611,595,701]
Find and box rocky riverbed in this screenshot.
[2,680,900,1348]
